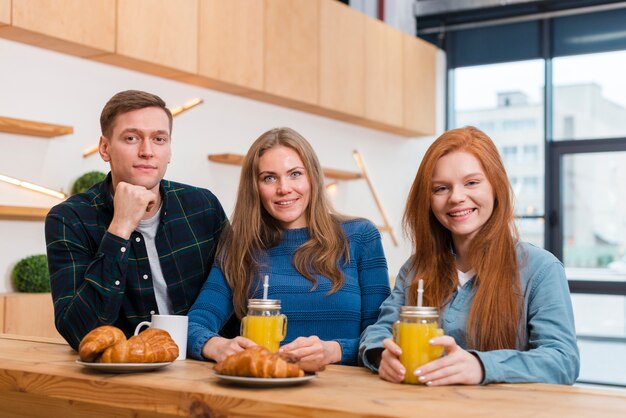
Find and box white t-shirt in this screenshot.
[457,268,476,290]
[136,206,173,315]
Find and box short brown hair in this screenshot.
[100,90,173,138]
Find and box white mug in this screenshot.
[134,314,188,360]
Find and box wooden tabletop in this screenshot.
[1,334,625,418]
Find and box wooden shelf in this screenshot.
[208,153,244,166]
[0,116,73,138]
[0,205,50,221]
[208,153,361,180]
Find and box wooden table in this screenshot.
[1,334,625,418]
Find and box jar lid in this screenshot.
[247,299,281,309]
[399,306,438,317]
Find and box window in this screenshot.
[553,51,626,140]
[451,60,544,244]
[522,144,538,162]
[502,145,517,162]
[522,176,539,194]
[561,151,626,271]
[570,294,626,386]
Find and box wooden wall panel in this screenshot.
[403,34,437,135]
[319,0,365,117]
[11,0,115,52]
[117,0,198,74]
[198,0,263,90]
[0,0,10,25]
[264,0,319,105]
[3,293,62,340]
[364,17,403,126]
[0,294,5,333]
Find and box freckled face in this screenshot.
[257,146,311,229]
[430,151,494,244]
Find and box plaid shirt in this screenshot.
[45,174,227,350]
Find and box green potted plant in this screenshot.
[11,254,50,293]
[71,171,106,195]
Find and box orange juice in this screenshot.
[393,306,444,384]
[240,299,287,352]
[241,315,286,352]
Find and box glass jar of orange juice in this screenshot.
[241,299,287,352]
[393,306,444,384]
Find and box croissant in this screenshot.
[136,328,180,359]
[78,325,179,363]
[214,346,304,378]
[78,325,126,362]
[98,329,179,363]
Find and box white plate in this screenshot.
[76,360,173,373]
[212,371,316,387]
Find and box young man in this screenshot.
[45,90,228,350]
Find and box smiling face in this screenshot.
[430,150,495,247]
[99,106,171,194]
[257,145,311,229]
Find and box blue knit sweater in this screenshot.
[187,218,390,364]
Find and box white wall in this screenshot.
[0,38,445,292]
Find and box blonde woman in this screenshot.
[188,127,390,371]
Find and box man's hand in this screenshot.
[202,336,257,363]
[108,182,159,239]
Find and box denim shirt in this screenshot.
[359,242,580,385]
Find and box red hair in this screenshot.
[403,126,522,351]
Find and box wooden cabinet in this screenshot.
[198,0,264,91]
[1,293,63,340]
[264,0,319,105]
[0,0,438,137]
[364,17,403,127]
[319,0,365,118]
[117,0,198,74]
[10,0,115,55]
[403,33,437,135]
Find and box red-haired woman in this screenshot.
[360,126,579,385]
